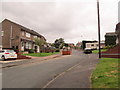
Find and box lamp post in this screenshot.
[97,0,101,58]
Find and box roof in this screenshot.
[68,43,74,45]
[105,32,117,36]
[2,19,46,41]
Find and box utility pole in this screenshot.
[97,0,101,58]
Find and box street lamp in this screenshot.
[97,0,101,58]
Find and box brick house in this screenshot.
[1,19,46,53]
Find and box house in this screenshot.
[68,43,75,48]
[1,19,46,53]
[76,42,82,48]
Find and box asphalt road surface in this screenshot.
[2,50,98,88]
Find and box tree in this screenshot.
[105,35,117,46]
[34,38,46,52]
[54,38,65,49]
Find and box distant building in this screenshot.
[68,43,75,48]
[76,42,82,48]
[82,40,105,50]
[86,42,98,50]
[1,19,46,52]
[100,40,105,48]
[81,40,98,49]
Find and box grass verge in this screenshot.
[23,52,60,57]
[91,58,119,88]
[92,49,108,54]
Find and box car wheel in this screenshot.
[1,56,5,61]
[13,58,17,60]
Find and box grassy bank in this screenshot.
[23,52,60,57]
[92,49,108,54]
[91,58,119,88]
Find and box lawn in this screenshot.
[91,58,119,88]
[92,49,108,54]
[23,52,60,57]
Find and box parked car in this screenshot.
[0,49,17,60]
[84,48,92,54]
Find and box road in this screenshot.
[2,50,98,88]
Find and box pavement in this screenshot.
[0,53,62,68]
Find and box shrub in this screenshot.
[104,45,116,49]
[28,49,34,53]
[55,49,60,52]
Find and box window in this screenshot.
[1,31,4,36]
[26,42,29,49]
[26,32,31,38]
[91,44,94,46]
[16,46,18,49]
[34,36,37,39]
[29,42,32,49]
[6,50,14,53]
[12,46,15,49]
[22,31,25,36]
[25,42,32,49]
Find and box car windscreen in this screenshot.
[6,50,15,53]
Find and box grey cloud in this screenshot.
[2,1,118,44]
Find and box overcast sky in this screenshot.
[1,0,119,44]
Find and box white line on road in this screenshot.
[41,62,81,89]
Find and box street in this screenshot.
[2,50,99,88]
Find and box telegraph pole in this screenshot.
[97,0,101,58]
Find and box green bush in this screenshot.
[55,49,60,52]
[28,49,34,53]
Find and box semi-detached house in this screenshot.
[1,19,46,52]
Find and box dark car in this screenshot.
[84,48,92,54]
